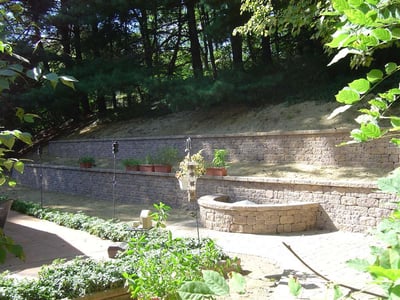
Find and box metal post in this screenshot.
[184,137,201,244]
[112,141,119,218]
[37,145,43,208]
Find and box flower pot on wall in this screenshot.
[80,162,93,168]
[206,167,227,176]
[125,165,139,172]
[153,164,172,173]
[139,164,154,172]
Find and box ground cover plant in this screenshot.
[1,200,243,299]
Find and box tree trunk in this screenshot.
[73,24,82,61]
[97,94,107,115]
[230,33,243,71]
[137,9,153,69]
[261,35,273,65]
[167,4,183,76]
[185,0,203,78]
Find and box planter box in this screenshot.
[125,165,139,172]
[206,167,227,176]
[139,165,154,172]
[153,164,172,173]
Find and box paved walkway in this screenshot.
[1,211,383,299]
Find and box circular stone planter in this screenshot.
[198,194,320,234]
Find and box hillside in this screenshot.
[64,100,359,139]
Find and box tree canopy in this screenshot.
[1,0,393,134]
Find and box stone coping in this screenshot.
[50,128,351,143]
[198,194,320,211]
[25,163,377,188]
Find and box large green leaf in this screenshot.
[178,281,215,300]
[335,87,360,104]
[377,169,400,194]
[361,122,381,138]
[0,133,15,149]
[13,131,32,145]
[229,272,246,294]
[385,62,398,75]
[332,0,350,12]
[349,78,370,93]
[13,161,24,173]
[368,265,400,281]
[367,69,384,83]
[372,28,392,41]
[390,116,400,127]
[344,9,368,25]
[203,270,229,296]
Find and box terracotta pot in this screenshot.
[206,167,227,176]
[125,165,139,171]
[139,164,154,172]
[80,162,93,168]
[153,164,172,173]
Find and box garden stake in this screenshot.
[112,141,119,218]
[37,145,43,208]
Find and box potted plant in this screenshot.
[206,149,228,176]
[0,195,13,229]
[122,158,140,171]
[175,149,206,190]
[153,147,179,173]
[139,154,154,172]
[78,156,95,168]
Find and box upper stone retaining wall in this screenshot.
[48,129,400,168]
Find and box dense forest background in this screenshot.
[1,0,390,135]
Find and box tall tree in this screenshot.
[185,0,203,78]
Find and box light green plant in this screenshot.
[78,156,95,164]
[122,231,229,300]
[154,146,179,166]
[212,149,228,168]
[121,158,140,167]
[178,270,246,300]
[151,201,171,228]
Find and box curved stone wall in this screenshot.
[198,194,320,234]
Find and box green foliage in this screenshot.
[326,1,400,298]
[212,149,228,168]
[288,276,302,297]
[151,202,171,229]
[78,156,95,164]
[154,146,179,166]
[121,158,140,167]
[123,230,230,300]
[0,255,136,299]
[178,270,246,300]
[12,200,133,242]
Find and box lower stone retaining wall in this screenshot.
[14,164,398,233]
[198,194,319,234]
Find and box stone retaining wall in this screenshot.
[14,164,397,233]
[48,129,400,168]
[198,194,319,234]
